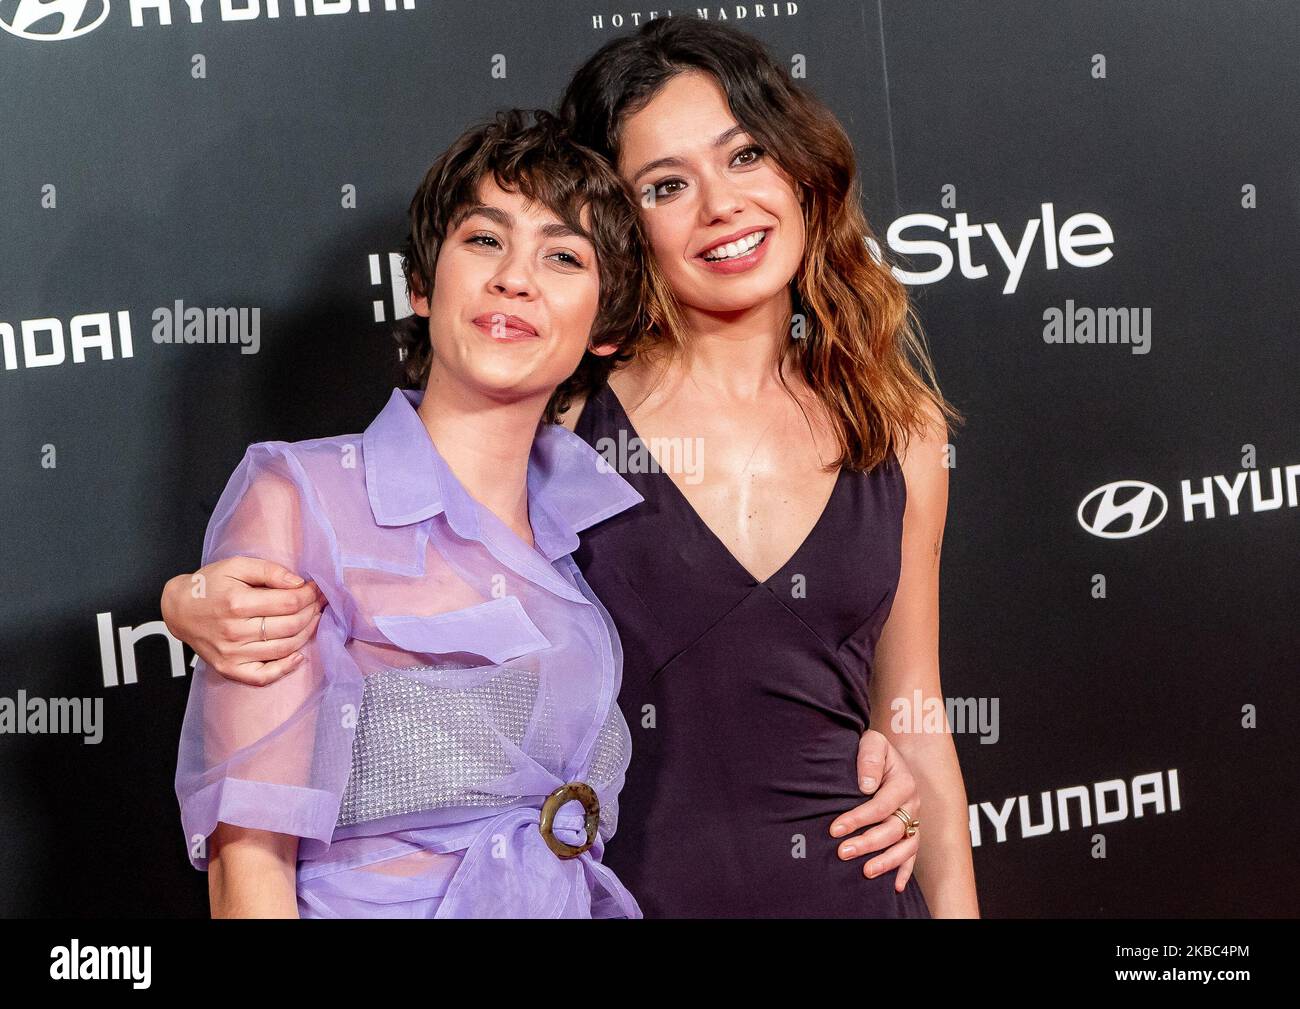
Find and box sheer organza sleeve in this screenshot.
[174,442,362,871]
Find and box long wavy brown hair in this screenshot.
[560,17,964,469]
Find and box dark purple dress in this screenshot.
[571,380,932,918]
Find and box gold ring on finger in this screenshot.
[892,807,920,837]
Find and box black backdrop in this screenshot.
[1,0,1295,917]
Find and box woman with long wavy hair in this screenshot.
[162,17,974,917]
[551,17,974,917]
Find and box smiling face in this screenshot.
[616,70,806,317]
[409,175,613,408]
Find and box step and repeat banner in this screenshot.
[0,1,1294,917]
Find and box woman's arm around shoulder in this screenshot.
[160,439,337,685]
[175,443,362,915]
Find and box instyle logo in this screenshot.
[1077,480,1168,539]
[0,0,110,40]
[888,202,1114,294]
[96,611,188,687]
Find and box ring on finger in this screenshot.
[259,616,268,642]
[892,806,920,837]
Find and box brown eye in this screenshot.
[653,179,686,199]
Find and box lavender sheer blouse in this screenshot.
[174,387,645,918]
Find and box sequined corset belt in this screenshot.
[331,663,637,918]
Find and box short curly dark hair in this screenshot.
[394,108,654,423]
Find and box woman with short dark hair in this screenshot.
[174,109,661,918]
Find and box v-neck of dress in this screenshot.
[601,381,847,588]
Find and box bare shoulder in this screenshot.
[895,397,950,532]
[895,396,948,470]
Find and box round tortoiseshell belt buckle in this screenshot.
[538,781,600,859]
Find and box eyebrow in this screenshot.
[629,124,750,183]
[453,203,592,244]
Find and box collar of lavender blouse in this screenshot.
[362,387,644,566]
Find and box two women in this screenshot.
[169,17,977,917]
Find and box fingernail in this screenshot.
[861,776,877,791]
[840,843,857,857]
[866,865,877,878]
[288,575,305,586]
[292,653,304,665]
[830,823,846,837]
